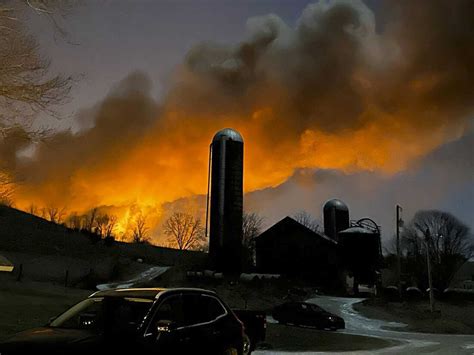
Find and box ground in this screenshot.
[259,324,394,352]
[0,281,90,340]
[354,297,474,334]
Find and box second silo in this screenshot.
[208,128,243,274]
[323,198,349,241]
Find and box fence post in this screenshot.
[16,263,23,282]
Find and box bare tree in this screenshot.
[0,171,15,206]
[83,207,98,233]
[293,210,320,232]
[104,215,117,238]
[0,2,72,123]
[242,212,264,267]
[402,210,473,290]
[95,214,117,238]
[44,205,66,223]
[164,212,205,251]
[243,212,265,247]
[132,213,149,244]
[27,203,38,215]
[66,211,82,230]
[0,1,75,206]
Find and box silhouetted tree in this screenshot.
[27,204,39,216]
[0,1,72,122]
[293,210,320,232]
[242,212,265,267]
[164,212,205,250]
[0,1,75,206]
[96,214,117,238]
[83,207,98,233]
[44,205,66,223]
[402,210,473,290]
[0,171,14,206]
[132,214,149,244]
[66,212,82,230]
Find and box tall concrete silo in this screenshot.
[207,128,243,274]
[323,198,349,241]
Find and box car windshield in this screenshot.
[50,297,154,331]
[310,304,324,313]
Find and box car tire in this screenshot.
[223,347,239,355]
[243,333,251,355]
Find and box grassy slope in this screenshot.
[354,298,474,334]
[0,205,206,266]
[0,281,90,340]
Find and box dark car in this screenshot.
[272,301,345,330]
[0,288,250,355]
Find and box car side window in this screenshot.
[200,295,226,322]
[180,294,227,326]
[152,295,184,326]
[151,293,227,330]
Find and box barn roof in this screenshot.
[256,216,338,245]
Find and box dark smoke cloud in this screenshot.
[170,0,474,133]
[244,128,474,244]
[14,72,159,207]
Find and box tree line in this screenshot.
[387,209,472,291]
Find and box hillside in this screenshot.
[0,205,206,286]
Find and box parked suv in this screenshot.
[0,288,250,355]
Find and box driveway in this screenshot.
[255,296,474,354]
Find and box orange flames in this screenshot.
[13,103,466,243]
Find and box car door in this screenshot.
[194,294,232,351]
[175,293,235,354]
[145,294,193,354]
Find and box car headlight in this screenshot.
[328,316,336,322]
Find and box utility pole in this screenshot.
[425,228,435,313]
[396,205,402,299]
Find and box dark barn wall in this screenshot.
[209,129,243,274]
[255,217,341,288]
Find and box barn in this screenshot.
[255,216,341,288]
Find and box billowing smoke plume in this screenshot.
[2,0,473,242]
[245,130,474,241]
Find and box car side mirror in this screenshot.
[156,320,177,333]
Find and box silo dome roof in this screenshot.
[212,128,243,143]
[323,198,348,211]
